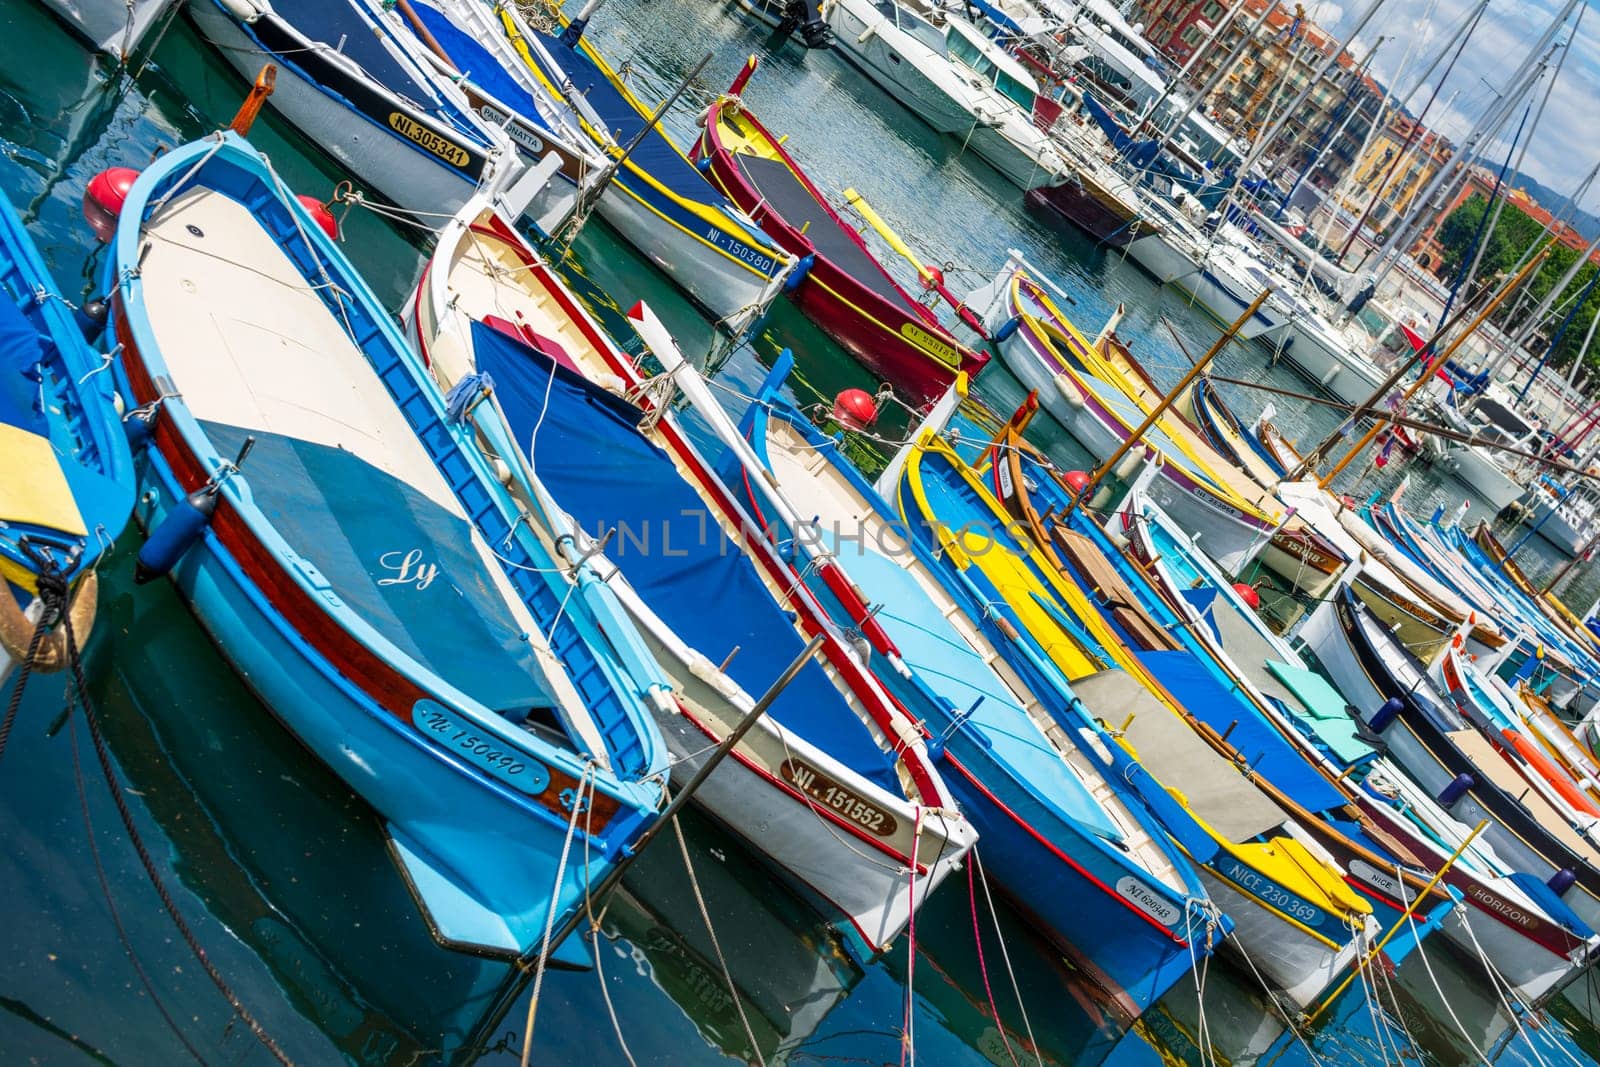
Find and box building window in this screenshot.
[1181,23,1205,46]
[1201,0,1226,20]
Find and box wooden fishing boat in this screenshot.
[425,0,797,323]
[964,253,1285,575]
[1473,522,1600,663]
[896,429,1381,1011]
[694,63,988,404]
[189,0,579,233]
[1371,502,1596,707]
[971,428,1398,1009]
[1435,644,1600,822]
[0,188,134,685]
[107,132,670,961]
[1117,487,1594,1004]
[409,198,976,954]
[1301,587,1600,941]
[706,356,1221,1021]
[1175,378,1347,596]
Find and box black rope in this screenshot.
[0,552,66,764]
[59,605,296,1066]
[67,712,210,1066]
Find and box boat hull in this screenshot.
[1027,178,1145,247]
[131,445,611,958]
[1005,336,1268,573]
[1124,232,1278,341]
[824,2,974,134]
[190,1,496,218]
[1304,597,1600,938]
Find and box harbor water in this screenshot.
[2,0,1598,1062]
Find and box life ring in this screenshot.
[0,571,98,674]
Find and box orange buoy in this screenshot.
[296,195,339,241]
[1233,582,1261,610]
[82,167,140,242]
[832,388,878,430]
[1063,470,1092,496]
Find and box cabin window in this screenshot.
[898,8,948,53]
[996,72,1037,109]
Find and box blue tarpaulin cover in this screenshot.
[204,420,553,718]
[472,320,901,791]
[1134,649,1347,814]
[0,291,43,435]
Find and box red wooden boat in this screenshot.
[693,63,987,405]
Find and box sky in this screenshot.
[1306,0,1599,209]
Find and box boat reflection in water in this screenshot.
[89,549,518,1063]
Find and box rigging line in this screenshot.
[965,858,1022,1067]
[521,764,594,1067]
[574,755,638,1067]
[971,847,1042,1066]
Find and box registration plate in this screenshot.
[781,758,898,837]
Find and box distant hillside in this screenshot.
[1513,170,1600,241]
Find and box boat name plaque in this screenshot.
[413,700,550,796]
[475,102,548,157]
[780,758,898,836]
[387,113,472,167]
[1346,858,1404,901]
[1115,876,1180,926]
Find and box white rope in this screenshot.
[671,815,767,1067]
[1459,910,1558,1067]
[521,764,595,1067]
[971,848,1042,1065]
[1404,899,1491,1062]
[577,788,639,1067]
[1222,923,1330,1067]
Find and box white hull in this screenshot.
[1000,332,1265,573]
[1125,230,1278,342]
[1201,869,1365,1010]
[190,4,499,218]
[591,183,780,322]
[1436,443,1525,513]
[825,3,973,134]
[1275,315,1386,406]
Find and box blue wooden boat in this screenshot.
[697,352,1220,1021]
[105,132,669,961]
[894,424,1387,1010]
[0,189,134,684]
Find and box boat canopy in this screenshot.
[473,322,903,791]
[412,3,560,136]
[203,421,556,721]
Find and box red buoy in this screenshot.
[832,388,878,430]
[296,195,339,241]
[82,167,140,242]
[1233,582,1261,610]
[1063,470,1092,496]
